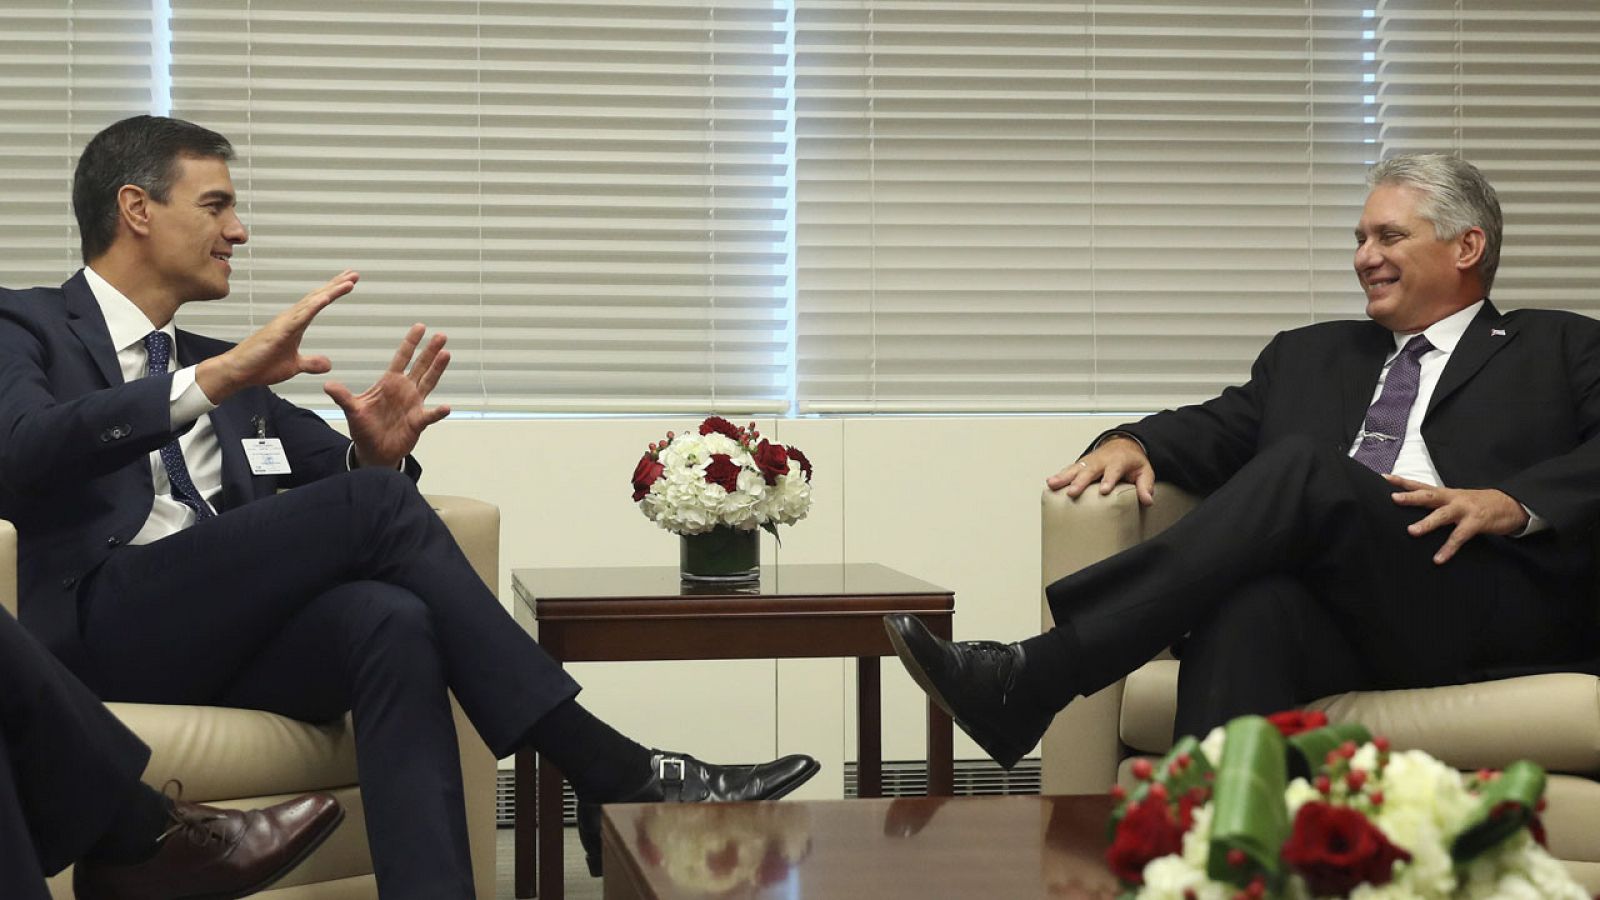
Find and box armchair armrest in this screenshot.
[1038,483,1199,794]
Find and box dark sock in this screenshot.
[1019,626,1084,712]
[521,699,653,802]
[83,783,172,865]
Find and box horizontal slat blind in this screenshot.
[169,0,793,413]
[0,2,155,290]
[796,0,1374,413]
[1375,0,1600,321]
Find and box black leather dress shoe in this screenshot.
[884,613,1053,770]
[576,751,820,876]
[74,793,343,900]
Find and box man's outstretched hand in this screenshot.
[196,270,359,402]
[1384,473,1530,565]
[1046,435,1156,507]
[324,324,452,470]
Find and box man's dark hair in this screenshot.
[72,115,235,262]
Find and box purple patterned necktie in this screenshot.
[143,331,216,519]
[1352,334,1435,474]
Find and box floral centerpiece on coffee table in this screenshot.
[1107,711,1584,899]
[631,416,812,580]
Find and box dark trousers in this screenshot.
[1043,436,1588,737]
[1,610,149,899]
[77,468,581,900]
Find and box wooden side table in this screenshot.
[509,563,956,900]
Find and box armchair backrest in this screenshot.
[1,520,15,618]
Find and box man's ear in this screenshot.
[1455,226,1487,272]
[116,184,154,237]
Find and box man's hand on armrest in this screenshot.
[1046,434,1157,507]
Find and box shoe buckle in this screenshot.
[657,756,687,793]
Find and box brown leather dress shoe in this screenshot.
[73,792,344,900]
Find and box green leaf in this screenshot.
[1451,760,1547,863]
[1206,716,1289,886]
[1286,723,1372,779]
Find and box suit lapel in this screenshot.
[1426,300,1513,421]
[61,270,123,387]
[1338,320,1396,444]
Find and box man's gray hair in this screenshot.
[1368,153,1503,294]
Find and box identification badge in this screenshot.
[243,438,292,475]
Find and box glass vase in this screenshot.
[679,526,760,583]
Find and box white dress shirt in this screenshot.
[83,267,221,544]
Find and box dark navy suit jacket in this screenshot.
[0,270,418,685]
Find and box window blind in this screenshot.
[168,0,793,413]
[795,0,1375,413]
[1375,0,1600,321]
[0,1,155,290]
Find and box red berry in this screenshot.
[1176,752,1192,768]
[1370,790,1384,806]
[1346,770,1368,791]
[1149,783,1169,802]
[1246,878,1266,898]
[1227,849,1247,868]
[1537,796,1548,813]
[1325,750,1342,768]
[1339,741,1358,758]
[1184,892,1197,900]
[1373,736,1391,752]
[1314,775,1332,795]
[1168,760,1184,777]
[1131,758,1154,780]
[1110,784,1127,801]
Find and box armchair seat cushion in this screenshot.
[1121,659,1600,774]
[108,703,358,801]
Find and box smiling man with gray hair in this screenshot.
[886,153,1600,766]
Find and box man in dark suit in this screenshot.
[0,115,817,899]
[885,154,1600,767]
[1,609,342,900]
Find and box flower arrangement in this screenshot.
[631,416,813,536]
[1107,712,1585,899]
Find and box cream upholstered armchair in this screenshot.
[1038,483,1600,888]
[0,496,499,900]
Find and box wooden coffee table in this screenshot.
[510,563,956,899]
[601,794,1120,899]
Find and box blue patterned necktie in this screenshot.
[143,331,216,519]
[1352,334,1435,474]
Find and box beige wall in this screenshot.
[410,414,1125,799]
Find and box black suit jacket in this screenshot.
[1115,301,1600,596]
[0,271,419,682]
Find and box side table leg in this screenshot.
[515,749,537,898]
[539,754,566,900]
[926,616,955,796]
[857,656,882,798]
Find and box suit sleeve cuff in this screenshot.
[1514,505,1548,537]
[345,443,406,472]
[1094,430,1148,456]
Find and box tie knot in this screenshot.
[143,331,173,376]
[1402,334,1434,359]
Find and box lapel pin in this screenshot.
[1490,328,1506,337]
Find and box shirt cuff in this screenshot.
[1094,430,1148,456]
[346,443,406,472]
[1515,505,1548,537]
[169,366,217,427]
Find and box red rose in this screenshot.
[1281,802,1411,896]
[752,439,790,485]
[1266,709,1329,737]
[631,453,665,501]
[704,453,741,492]
[699,416,741,439]
[1105,798,1185,885]
[787,445,813,482]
